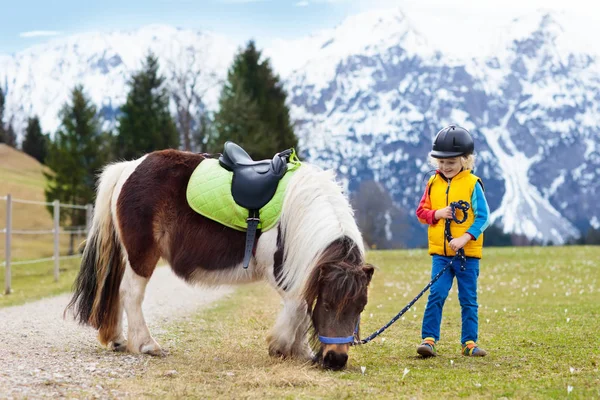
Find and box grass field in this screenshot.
[102,246,600,399]
[2,144,599,398]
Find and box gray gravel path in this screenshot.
[0,267,233,399]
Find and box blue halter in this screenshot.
[318,318,360,344]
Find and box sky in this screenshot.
[0,0,596,55]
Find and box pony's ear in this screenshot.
[363,264,375,284]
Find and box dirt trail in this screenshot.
[0,266,233,399]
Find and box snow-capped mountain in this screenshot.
[1,7,598,246]
[0,25,237,135]
[282,8,600,245]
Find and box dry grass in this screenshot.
[109,246,600,399]
[112,284,354,399]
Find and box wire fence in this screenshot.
[0,194,93,295]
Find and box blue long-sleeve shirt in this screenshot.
[466,181,490,240]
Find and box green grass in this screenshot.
[0,257,81,307]
[106,246,600,399]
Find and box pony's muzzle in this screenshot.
[322,344,349,370]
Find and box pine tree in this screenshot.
[0,87,5,143]
[45,85,109,253]
[22,116,48,163]
[4,122,17,147]
[0,89,17,147]
[117,52,179,159]
[212,40,298,160]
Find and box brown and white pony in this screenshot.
[67,149,374,370]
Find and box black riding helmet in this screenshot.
[430,125,474,159]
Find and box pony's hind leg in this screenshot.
[107,302,127,352]
[267,298,313,360]
[121,263,165,356]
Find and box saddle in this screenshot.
[218,142,296,269]
[219,141,292,210]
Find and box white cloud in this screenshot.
[19,31,61,38]
[295,1,310,6]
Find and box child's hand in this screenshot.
[449,234,471,251]
[435,206,453,220]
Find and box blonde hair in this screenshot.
[428,154,476,170]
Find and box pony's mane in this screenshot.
[278,163,364,295]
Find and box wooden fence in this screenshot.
[0,194,92,295]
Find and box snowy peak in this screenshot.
[267,7,431,81]
[1,26,237,135]
[284,7,600,245]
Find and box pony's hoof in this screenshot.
[111,341,128,352]
[268,346,288,359]
[141,344,168,357]
[149,349,168,357]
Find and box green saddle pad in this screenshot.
[186,158,302,232]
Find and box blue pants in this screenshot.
[421,255,480,344]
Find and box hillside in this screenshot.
[0,143,48,199]
[0,144,74,260]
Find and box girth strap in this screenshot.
[243,209,260,269]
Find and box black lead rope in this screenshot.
[444,200,470,273]
[352,201,470,346]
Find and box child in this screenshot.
[415,124,490,357]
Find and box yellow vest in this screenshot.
[427,170,483,258]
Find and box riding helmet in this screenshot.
[430,124,474,159]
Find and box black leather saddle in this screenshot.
[218,141,295,269]
[219,141,291,210]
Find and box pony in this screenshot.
[66,149,374,370]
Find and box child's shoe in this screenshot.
[417,338,437,357]
[462,341,487,357]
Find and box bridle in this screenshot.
[318,318,360,345]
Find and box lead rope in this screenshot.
[352,201,470,346]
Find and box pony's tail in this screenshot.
[65,161,129,345]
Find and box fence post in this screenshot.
[5,194,12,295]
[86,204,93,236]
[53,200,60,282]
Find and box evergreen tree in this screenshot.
[22,116,48,163]
[0,89,17,147]
[44,85,109,252]
[212,40,298,160]
[0,87,5,143]
[117,52,179,159]
[584,227,600,245]
[4,122,17,147]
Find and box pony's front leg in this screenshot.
[267,297,313,360]
[121,264,165,356]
